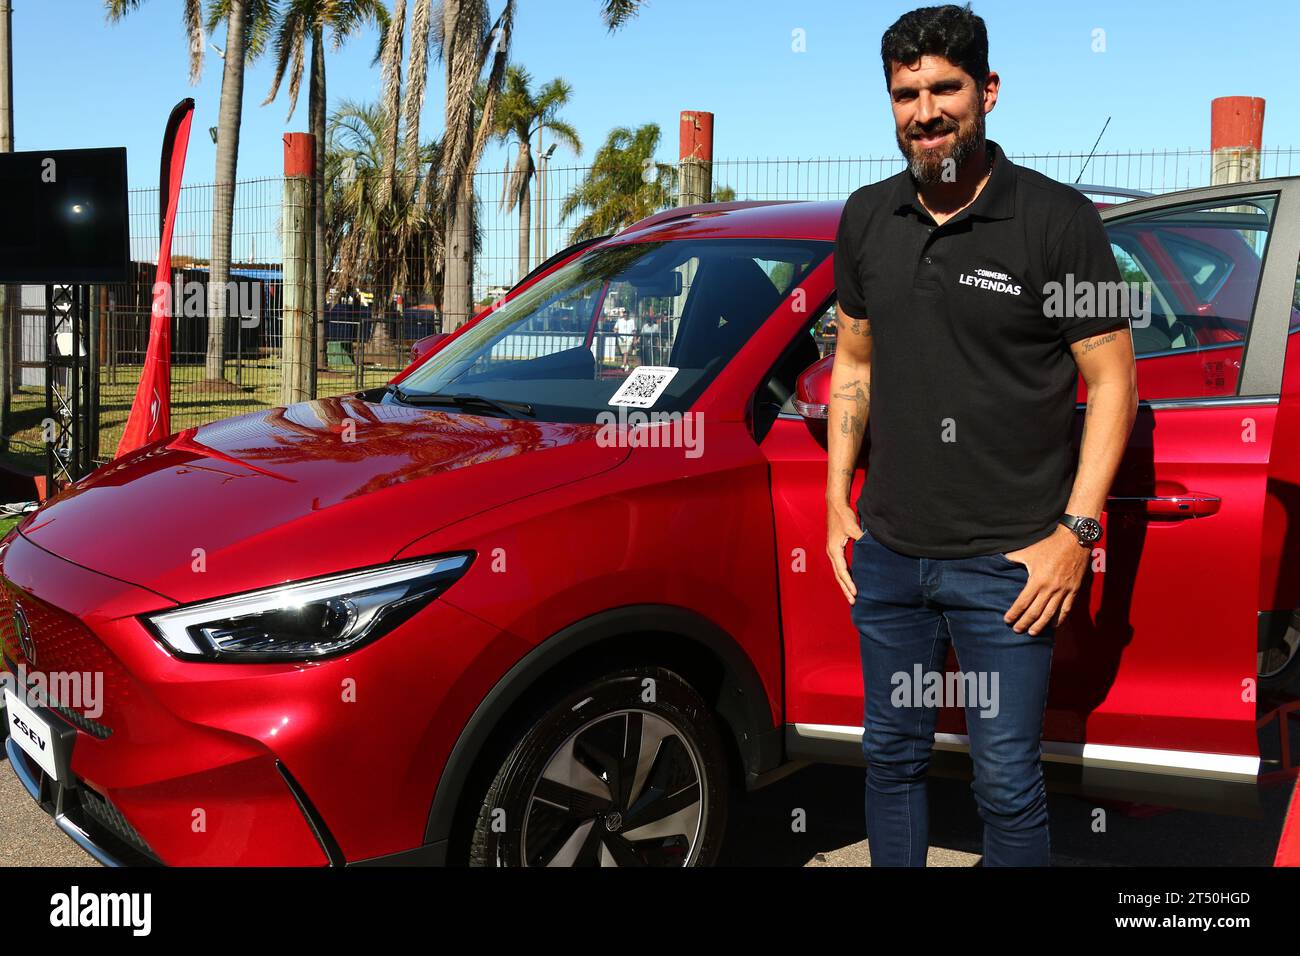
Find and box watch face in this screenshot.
[1076,517,1103,543]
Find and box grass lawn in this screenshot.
[6,348,640,468]
[8,359,400,463]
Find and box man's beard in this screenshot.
[897,111,985,184]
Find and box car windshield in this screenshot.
[390,237,831,422]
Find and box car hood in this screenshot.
[20,395,628,603]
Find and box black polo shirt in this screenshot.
[833,139,1126,558]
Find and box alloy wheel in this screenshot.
[520,709,705,866]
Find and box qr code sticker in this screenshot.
[609,365,679,408]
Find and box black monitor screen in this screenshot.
[0,147,129,283]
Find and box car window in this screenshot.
[394,238,831,423]
[1104,194,1277,400]
[812,302,838,358]
[598,259,695,367]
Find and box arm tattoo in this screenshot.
[833,378,870,437]
[1078,331,1118,354]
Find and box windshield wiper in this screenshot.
[389,385,535,418]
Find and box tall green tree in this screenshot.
[483,65,579,283]
[559,123,676,241]
[432,0,645,331]
[106,0,277,387]
[325,99,446,339]
[262,0,387,371]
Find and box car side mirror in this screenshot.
[389,332,452,385]
[793,353,834,420]
[409,332,450,365]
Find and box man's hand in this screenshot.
[1002,524,1091,635]
[827,499,865,604]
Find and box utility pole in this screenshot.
[282,133,316,405]
[0,0,11,151]
[534,122,543,270]
[0,0,15,452]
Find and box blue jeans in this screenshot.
[850,525,1055,867]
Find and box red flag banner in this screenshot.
[116,98,195,458]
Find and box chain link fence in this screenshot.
[6,146,1297,464]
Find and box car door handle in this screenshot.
[1105,494,1221,517]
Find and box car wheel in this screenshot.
[1258,610,1300,694]
[468,665,729,866]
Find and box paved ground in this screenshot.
[0,757,94,866]
[718,761,1296,866]
[3,681,1297,867]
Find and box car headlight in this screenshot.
[144,554,473,662]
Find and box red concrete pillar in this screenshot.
[678,111,714,206]
[284,132,315,178]
[1211,96,1265,185]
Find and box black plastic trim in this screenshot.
[276,760,347,867]
[5,736,159,866]
[350,841,447,867]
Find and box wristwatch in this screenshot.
[1059,513,1102,546]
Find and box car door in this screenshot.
[1061,182,1299,787]
[767,178,1300,805]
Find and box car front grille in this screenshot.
[76,785,157,861]
[0,582,124,735]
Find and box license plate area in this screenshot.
[4,686,77,786]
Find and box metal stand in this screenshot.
[44,283,98,489]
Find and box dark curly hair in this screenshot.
[880,4,989,90]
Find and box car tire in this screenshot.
[1259,610,1300,695]
[467,664,730,867]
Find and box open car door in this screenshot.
[766,176,1300,810]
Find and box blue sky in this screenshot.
[8,0,1300,286]
[11,0,1299,188]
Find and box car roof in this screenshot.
[612,200,846,243]
[608,175,1300,244]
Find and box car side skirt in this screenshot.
[787,723,1262,817]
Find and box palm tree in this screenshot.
[433,0,646,332]
[262,0,388,371]
[107,0,276,389]
[484,65,579,284]
[558,123,676,241]
[376,0,406,207]
[325,99,446,355]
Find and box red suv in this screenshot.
[3,179,1299,867]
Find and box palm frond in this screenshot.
[599,0,645,32]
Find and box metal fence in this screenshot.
[7,146,1297,463]
[705,147,1300,204]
